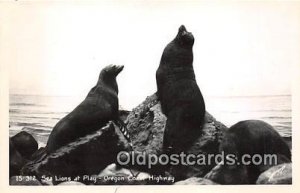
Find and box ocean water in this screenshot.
[9,94,291,148]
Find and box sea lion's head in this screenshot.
[174,25,194,49]
[101,64,124,77]
[98,64,124,93]
[160,25,194,68]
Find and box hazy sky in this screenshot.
[6,1,300,109]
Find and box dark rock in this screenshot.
[21,122,131,184]
[10,176,42,185]
[119,110,130,122]
[256,163,292,184]
[204,162,250,184]
[204,156,292,185]
[174,177,219,185]
[126,94,165,155]
[125,93,227,181]
[30,147,46,161]
[11,131,38,159]
[9,139,27,177]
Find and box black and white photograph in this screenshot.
[1,0,300,190]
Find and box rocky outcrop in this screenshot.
[256,163,292,184]
[21,122,131,184]
[203,152,292,184]
[204,162,250,184]
[174,177,219,185]
[9,139,27,177]
[125,94,167,154]
[10,131,38,177]
[125,93,228,181]
[11,131,38,159]
[119,110,130,122]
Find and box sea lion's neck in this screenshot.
[168,68,196,82]
[97,76,118,94]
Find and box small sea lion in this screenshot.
[156,25,206,153]
[46,64,129,153]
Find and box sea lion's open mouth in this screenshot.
[176,25,194,47]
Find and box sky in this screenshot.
[5,1,300,109]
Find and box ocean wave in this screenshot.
[22,127,52,133]
[10,115,62,120]
[221,109,291,113]
[9,109,21,113]
[12,122,52,129]
[10,103,45,107]
[10,109,69,115]
[262,116,291,119]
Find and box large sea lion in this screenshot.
[217,120,291,184]
[46,64,127,153]
[156,25,206,153]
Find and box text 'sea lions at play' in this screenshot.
[9,25,292,185]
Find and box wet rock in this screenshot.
[11,131,38,159]
[125,93,228,181]
[174,177,219,185]
[9,139,27,177]
[21,122,131,184]
[204,162,250,184]
[203,155,292,185]
[10,176,42,186]
[256,163,292,184]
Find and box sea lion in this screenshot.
[218,120,291,184]
[46,64,128,153]
[156,25,206,153]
